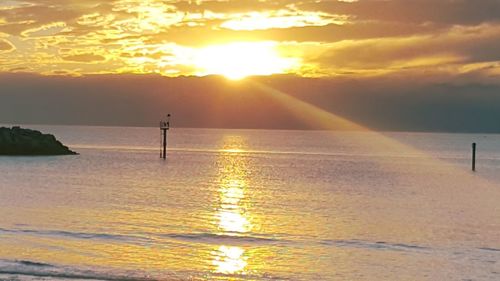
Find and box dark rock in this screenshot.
[0,127,77,155]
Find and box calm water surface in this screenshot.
[1,126,500,280]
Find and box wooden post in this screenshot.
[160,114,171,159]
[472,142,476,172]
[161,128,167,159]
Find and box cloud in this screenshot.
[0,38,14,51]
[289,24,500,75]
[62,53,106,62]
[0,0,499,132]
[0,5,79,35]
[0,0,498,80]
[298,0,500,26]
[1,72,499,132]
[219,10,347,30]
[20,21,67,37]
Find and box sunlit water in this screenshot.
[1,126,499,280]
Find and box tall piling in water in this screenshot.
[160,114,171,159]
[472,142,476,172]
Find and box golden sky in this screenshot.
[0,0,499,79]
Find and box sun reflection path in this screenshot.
[212,245,248,275]
[211,135,252,275]
[217,179,250,233]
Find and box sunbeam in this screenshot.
[249,80,499,190]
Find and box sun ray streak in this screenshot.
[250,80,499,189]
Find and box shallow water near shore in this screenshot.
[1,126,500,280]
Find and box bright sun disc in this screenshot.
[192,42,298,80]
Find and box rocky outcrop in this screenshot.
[0,126,77,155]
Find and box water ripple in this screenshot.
[319,239,430,252]
[0,228,150,244]
[161,232,287,246]
[478,247,500,252]
[0,227,288,247]
[0,259,156,281]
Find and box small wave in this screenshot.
[0,259,155,281]
[0,258,288,281]
[0,227,288,248]
[319,239,429,252]
[479,247,500,252]
[0,228,150,244]
[162,232,286,246]
[17,260,53,267]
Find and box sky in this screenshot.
[0,0,500,131]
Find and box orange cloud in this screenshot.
[0,0,498,80]
[62,54,106,62]
[0,38,14,51]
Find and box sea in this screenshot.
[0,126,499,281]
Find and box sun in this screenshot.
[192,42,298,80]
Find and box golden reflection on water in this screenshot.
[212,245,248,274]
[217,178,250,233]
[211,135,252,275]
